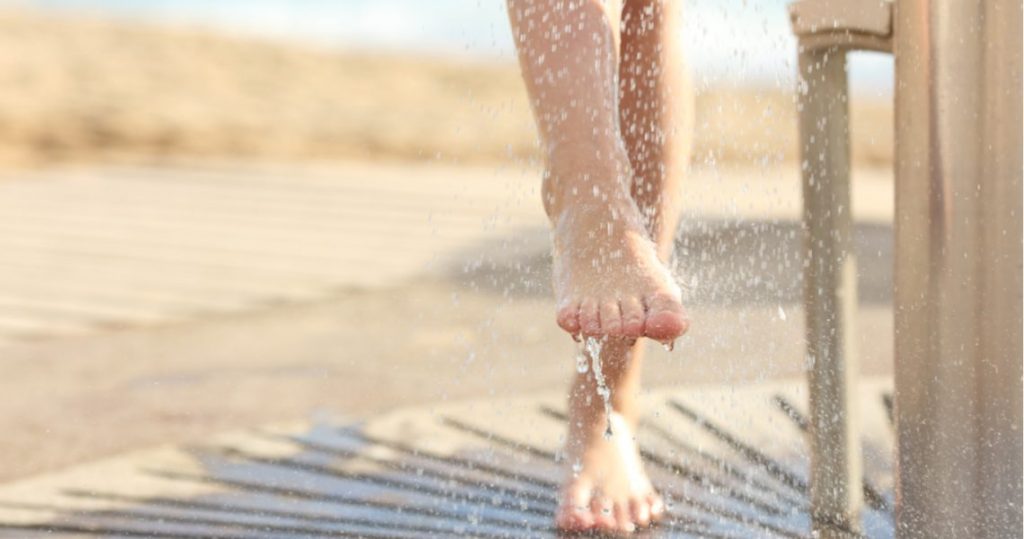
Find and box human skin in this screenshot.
[507,0,692,533]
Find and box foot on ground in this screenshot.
[556,412,664,534]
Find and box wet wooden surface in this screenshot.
[0,379,895,538]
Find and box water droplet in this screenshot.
[662,340,675,352]
[575,350,589,373]
[585,337,614,436]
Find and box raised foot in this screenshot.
[557,413,664,534]
[552,204,689,343]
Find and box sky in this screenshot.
[15,0,893,95]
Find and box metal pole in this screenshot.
[893,0,1023,536]
[798,45,863,536]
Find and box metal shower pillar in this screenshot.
[791,0,1023,536]
[892,0,1023,536]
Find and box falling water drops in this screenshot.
[575,348,589,373]
[585,336,614,438]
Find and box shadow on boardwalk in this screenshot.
[451,219,893,306]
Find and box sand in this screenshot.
[0,8,893,170]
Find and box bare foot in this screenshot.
[557,412,665,534]
[545,156,688,342]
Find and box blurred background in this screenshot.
[0,0,894,486]
[0,0,894,168]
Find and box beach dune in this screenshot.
[0,8,892,170]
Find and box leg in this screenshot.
[507,0,691,534]
[610,0,693,432]
[562,0,694,532]
[507,0,688,343]
[607,0,691,429]
[619,0,692,257]
[562,338,664,533]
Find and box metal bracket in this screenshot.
[789,0,893,52]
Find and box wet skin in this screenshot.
[557,411,666,534]
[545,155,687,534]
[507,0,691,533]
[550,197,689,343]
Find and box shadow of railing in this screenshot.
[0,388,895,538]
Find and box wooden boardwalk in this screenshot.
[0,379,896,538]
[0,162,891,345]
[0,163,547,344]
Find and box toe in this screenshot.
[556,484,594,531]
[647,493,666,522]
[643,294,689,341]
[580,298,601,336]
[630,496,651,528]
[599,301,623,336]
[620,297,645,338]
[615,500,637,534]
[590,495,618,531]
[556,300,582,336]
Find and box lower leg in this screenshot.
[598,0,691,427]
[620,0,693,257]
[508,0,688,343]
[563,337,658,532]
[507,0,689,533]
[560,2,695,532]
[581,0,693,435]
[507,0,625,219]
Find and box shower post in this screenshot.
[892,0,1023,535]
[790,2,894,534]
[796,43,863,537]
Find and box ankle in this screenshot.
[542,150,634,223]
[546,135,628,163]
